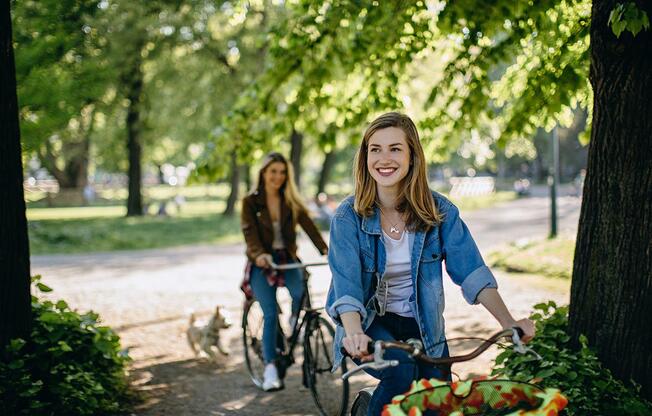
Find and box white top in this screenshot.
[272,220,285,249]
[379,229,414,317]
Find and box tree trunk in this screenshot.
[37,105,94,195]
[0,0,31,347]
[242,163,251,192]
[568,0,652,400]
[223,151,240,216]
[125,54,144,217]
[290,128,303,189]
[316,149,336,196]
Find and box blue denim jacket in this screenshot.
[326,191,497,370]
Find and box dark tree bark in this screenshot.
[569,0,652,400]
[124,53,144,217]
[223,151,240,216]
[242,163,251,192]
[0,0,31,347]
[316,149,336,196]
[38,137,90,190]
[290,128,303,189]
[36,104,94,204]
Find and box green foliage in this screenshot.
[430,0,592,147]
[205,0,593,175]
[200,0,436,176]
[493,301,652,416]
[12,0,113,155]
[608,2,650,38]
[0,276,133,415]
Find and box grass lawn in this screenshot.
[486,234,576,279]
[28,199,242,254]
[449,191,518,212]
[28,187,518,255]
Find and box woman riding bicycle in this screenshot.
[325,112,535,415]
[241,152,328,392]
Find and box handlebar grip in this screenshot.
[340,341,375,358]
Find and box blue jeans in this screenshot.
[249,254,304,363]
[360,313,451,416]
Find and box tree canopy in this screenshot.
[200,0,591,174]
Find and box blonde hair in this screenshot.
[353,112,441,231]
[254,152,306,221]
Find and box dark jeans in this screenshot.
[360,312,451,416]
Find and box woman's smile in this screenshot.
[376,167,398,177]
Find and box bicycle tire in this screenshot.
[242,299,266,387]
[350,388,374,416]
[304,316,349,416]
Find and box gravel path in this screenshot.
[31,196,579,415]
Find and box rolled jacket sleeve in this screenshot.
[439,200,497,304]
[326,204,367,324]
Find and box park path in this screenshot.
[31,195,580,415]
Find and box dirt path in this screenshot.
[31,196,578,415]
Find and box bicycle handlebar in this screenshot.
[341,327,535,380]
[268,261,328,270]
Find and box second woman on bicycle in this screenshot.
[241,152,328,391]
[325,112,535,415]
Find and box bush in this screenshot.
[0,277,133,415]
[493,301,652,415]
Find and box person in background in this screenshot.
[240,152,328,391]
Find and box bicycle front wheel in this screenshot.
[242,299,266,387]
[304,315,349,416]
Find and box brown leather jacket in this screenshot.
[241,190,328,262]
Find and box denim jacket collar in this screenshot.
[361,206,382,236]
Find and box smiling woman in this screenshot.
[326,112,536,415]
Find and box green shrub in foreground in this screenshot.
[493,301,652,415]
[0,277,133,415]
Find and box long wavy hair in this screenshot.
[353,112,441,231]
[253,152,306,222]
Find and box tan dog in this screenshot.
[186,306,231,361]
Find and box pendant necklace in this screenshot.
[379,206,403,235]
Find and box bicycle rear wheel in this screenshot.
[304,315,349,416]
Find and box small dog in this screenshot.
[186,306,231,361]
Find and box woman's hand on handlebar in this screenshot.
[505,318,535,343]
[255,253,272,268]
[342,332,374,361]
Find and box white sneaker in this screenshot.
[262,363,282,391]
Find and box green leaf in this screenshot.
[36,282,53,292]
[58,340,73,352]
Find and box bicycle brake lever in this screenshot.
[511,328,542,360]
[341,359,399,380]
[341,340,399,380]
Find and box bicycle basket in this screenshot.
[382,376,567,416]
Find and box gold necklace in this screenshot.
[378,206,403,235]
